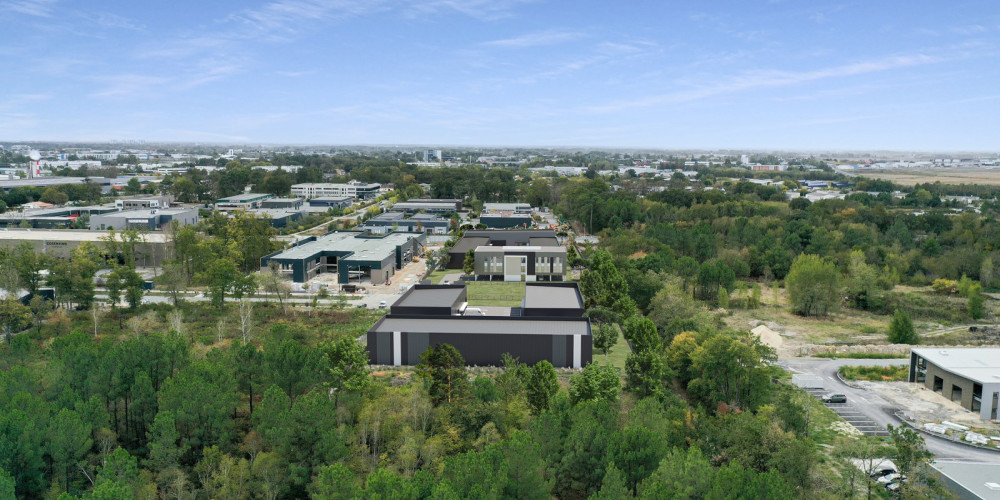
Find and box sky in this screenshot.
[1,0,999,150]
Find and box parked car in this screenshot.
[378,300,387,309]
[356,303,367,309]
[821,393,847,403]
[464,307,485,316]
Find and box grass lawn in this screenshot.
[594,325,630,371]
[465,281,526,306]
[424,269,453,284]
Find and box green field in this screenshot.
[465,281,526,306]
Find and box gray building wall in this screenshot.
[910,352,1000,419]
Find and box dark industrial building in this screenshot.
[909,348,1000,420]
[480,213,533,229]
[0,204,119,228]
[260,230,425,284]
[447,229,559,269]
[260,197,304,210]
[367,283,591,368]
[308,197,353,209]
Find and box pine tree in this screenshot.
[887,310,918,344]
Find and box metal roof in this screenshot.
[524,284,582,310]
[912,348,1000,384]
[217,192,273,202]
[271,231,420,262]
[932,461,1000,499]
[371,316,590,336]
[95,208,195,219]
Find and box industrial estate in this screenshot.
[4,143,1000,500]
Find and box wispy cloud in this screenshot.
[484,29,582,48]
[79,12,145,31]
[0,0,55,17]
[89,74,170,99]
[228,0,386,37]
[588,53,939,113]
[403,0,535,21]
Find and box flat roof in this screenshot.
[393,286,465,308]
[371,316,590,336]
[271,231,421,262]
[912,348,1000,384]
[524,284,583,310]
[0,177,112,189]
[310,196,352,201]
[96,208,195,219]
[530,237,559,246]
[263,197,302,203]
[932,461,1000,499]
[246,208,302,219]
[217,193,273,202]
[475,245,565,252]
[0,228,168,243]
[450,236,490,254]
[292,182,380,189]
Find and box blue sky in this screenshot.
[1,0,998,150]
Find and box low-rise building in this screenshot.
[260,231,425,283]
[480,213,533,229]
[473,245,566,281]
[0,205,119,229]
[215,193,274,210]
[909,348,1000,420]
[260,197,304,210]
[361,212,449,235]
[0,229,169,266]
[115,197,171,210]
[291,181,381,200]
[483,202,532,214]
[391,199,462,214]
[308,197,353,209]
[447,229,559,269]
[367,283,591,368]
[246,208,305,228]
[90,207,199,231]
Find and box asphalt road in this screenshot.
[782,357,1000,462]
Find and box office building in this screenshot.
[291,181,381,200]
[447,229,559,269]
[367,283,591,368]
[90,207,199,231]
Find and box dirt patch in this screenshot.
[857,381,1000,432]
[751,324,783,350]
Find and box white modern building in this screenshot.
[291,181,381,200]
[910,348,1000,420]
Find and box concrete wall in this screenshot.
[911,353,1000,419]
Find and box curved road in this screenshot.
[782,357,1000,462]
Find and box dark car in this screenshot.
[821,393,847,403]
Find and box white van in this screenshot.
[464,307,485,316]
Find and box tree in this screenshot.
[688,332,775,411]
[887,424,932,486]
[968,282,985,320]
[463,249,476,275]
[591,464,633,499]
[416,343,469,405]
[593,324,619,360]
[625,350,668,399]
[526,360,559,415]
[201,258,241,307]
[580,250,629,311]
[158,262,188,307]
[46,408,93,492]
[568,363,620,406]
[0,298,31,344]
[622,315,660,354]
[321,336,370,398]
[13,242,44,296]
[145,411,185,477]
[259,263,290,312]
[887,309,918,344]
[310,463,360,499]
[785,254,840,317]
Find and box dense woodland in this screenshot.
[0,156,983,498]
